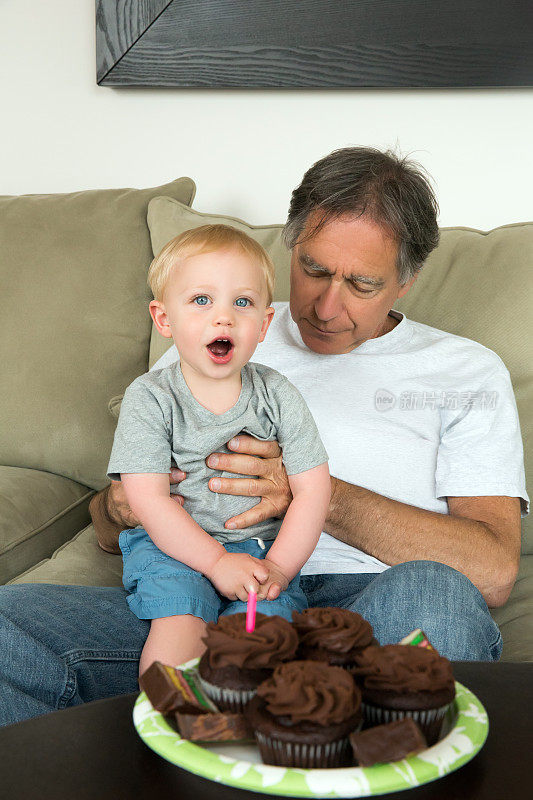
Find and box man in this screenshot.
[0,147,527,727]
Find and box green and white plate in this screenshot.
[133,661,488,798]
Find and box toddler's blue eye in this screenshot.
[194,295,209,305]
[235,297,251,307]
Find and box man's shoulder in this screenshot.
[406,317,508,376]
[271,301,289,317]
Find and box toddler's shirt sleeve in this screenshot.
[272,376,329,476]
[107,377,172,480]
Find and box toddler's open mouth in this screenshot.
[206,337,234,364]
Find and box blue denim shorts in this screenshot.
[119,528,308,624]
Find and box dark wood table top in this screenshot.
[0,662,531,799]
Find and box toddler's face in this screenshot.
[151,247,274,381]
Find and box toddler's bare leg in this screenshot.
[139,614,207,677]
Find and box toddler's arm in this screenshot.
[259,462,331,598]
[121,473,267,600]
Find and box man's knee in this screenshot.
[377,560,483,602]
[350,561,502,660]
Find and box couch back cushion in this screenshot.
[147,200,532,554]
[1,178,195,490]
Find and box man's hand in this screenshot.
[206,553,269,602]
[91,469,186,554]
[206,435,292,530]
[256,558,290,601]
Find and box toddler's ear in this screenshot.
[258,306,275,343]
[149,300,173,338]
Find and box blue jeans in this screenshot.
[0,560,502,727]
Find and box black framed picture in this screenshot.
[96,0,533,88]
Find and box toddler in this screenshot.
[107,224,330,675]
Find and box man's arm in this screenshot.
[93,437,522,608]
[326,479,522,608]
[202,436,522,609]
[90,471,187,554]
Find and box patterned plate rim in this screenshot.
[133,670,488,798]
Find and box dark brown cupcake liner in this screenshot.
[254,724,362,768]
[198,675,256,713]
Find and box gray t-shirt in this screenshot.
[107,361,328,544]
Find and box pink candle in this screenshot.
[246,591,257,632]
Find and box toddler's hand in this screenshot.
[256,558,290,601]
[207,553,269,602]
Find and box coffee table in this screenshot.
[0,662,530,799]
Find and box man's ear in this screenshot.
[397,273,418,300]
[149,300,173,339]
[258,306,275,343]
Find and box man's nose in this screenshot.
[314,281,344,321]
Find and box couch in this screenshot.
[1,180,531,661]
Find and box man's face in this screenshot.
[289,211,416,355]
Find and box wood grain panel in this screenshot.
[96,0,533,88]
[96,0,172,83]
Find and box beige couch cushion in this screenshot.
[491,555,533,661]
[0,467,93,584]
[0,178,195,492]
[9,524,123,588]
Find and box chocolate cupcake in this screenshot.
[353,645,456,745]
[292,607,377,671]
[246,661,362,768]
[198,613,298,712]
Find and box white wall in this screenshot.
[2,0,532,229]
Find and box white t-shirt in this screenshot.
[153,303,529,576]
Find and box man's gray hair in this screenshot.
[283,147,440,284]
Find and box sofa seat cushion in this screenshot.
[0,467,93,584]
[492,555,533,662]
[0,177,196,492]
[9,524,123,588]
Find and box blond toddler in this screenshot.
[107,225,330,675]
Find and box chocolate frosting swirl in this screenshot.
[256,661,361,725]
[292,607,374,654]
[202,613,298,670]
[353,645,455,694]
